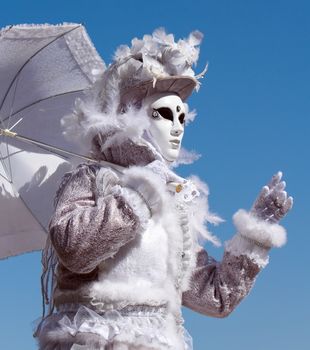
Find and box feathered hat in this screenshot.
[62,28,205,163]
[95,28,207,112]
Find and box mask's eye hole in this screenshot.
[179,113,185,124]
[156,107,173,121]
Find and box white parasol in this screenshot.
[0,23,107,259]
[0,24,182,260]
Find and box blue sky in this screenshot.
[0,0,309,349]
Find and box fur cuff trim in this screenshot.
[233,209,287,249]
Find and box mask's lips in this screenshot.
[170,139,181,149]
[170,139,180,145]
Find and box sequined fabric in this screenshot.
[182,249,260,318]
[38,158,266,349]
[38,161,266,349]
[49,163,142,275]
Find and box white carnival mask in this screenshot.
[143,93,186,162]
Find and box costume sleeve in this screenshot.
[182,210,287,318]
[49,164,158,275]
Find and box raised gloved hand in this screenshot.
[251,171,293,224]
[145,160,185,185]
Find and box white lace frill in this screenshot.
[38,304,193,350]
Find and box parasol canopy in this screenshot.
[0,23,105,259]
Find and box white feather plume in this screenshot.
[188,175,223,246]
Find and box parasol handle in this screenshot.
[0,128,17,138]
[0,127,183,193]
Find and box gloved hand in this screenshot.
[121,160,184,218]
[251,171,293,224]
[145,159,185,185]
[145,160,201,204]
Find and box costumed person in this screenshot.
[36,29,293,350]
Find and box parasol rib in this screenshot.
[1,89,84,124]
[0,24,82,117]
[4,69,21,181]
[0,25,83,185]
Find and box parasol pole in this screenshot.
[0,128,181,193]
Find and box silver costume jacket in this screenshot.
[37,153,286,350]
[36,99,287,350]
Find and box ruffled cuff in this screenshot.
[111,185,151,229]
[225,209,287,268]
[121,166,166,217]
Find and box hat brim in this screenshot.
[120,76,197,107]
